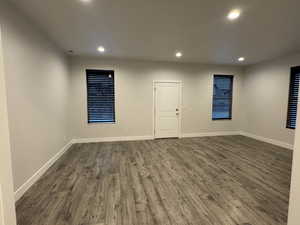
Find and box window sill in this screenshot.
[88,121,116,124]
[286,126,295,130]
[212,118,232,121]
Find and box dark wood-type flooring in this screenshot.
[16,135,293,225]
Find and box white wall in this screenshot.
[288,98,300,224]
[70,57,244,139]
[0,1,71,192]
[0,25,17,225]
[242,54,300,146]
[1,0,298,208]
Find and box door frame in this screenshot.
[0,26,17,225]
[153,80,182,139]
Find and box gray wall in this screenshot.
[242,54,300,145]
[0,1,71,191]
[70,57,244,139]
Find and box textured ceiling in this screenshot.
[9,0,300,65]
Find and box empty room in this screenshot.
[1,0,300,225]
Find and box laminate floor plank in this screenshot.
[16,135,292,225]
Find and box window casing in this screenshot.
[286,66,300,129]
[86,69,115,123]
[212,75,233,120]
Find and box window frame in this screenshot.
[212,74,234,121]
[86,69,116,124]
[286,66,300,129]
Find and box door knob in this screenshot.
[176,108,179,111]
[176,112,179,115]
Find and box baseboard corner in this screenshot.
[239,131,294,150]
[14,140,73,202]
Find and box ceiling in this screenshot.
[9,0,300,65]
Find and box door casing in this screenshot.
[0,25,17,225]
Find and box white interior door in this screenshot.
[154,81,181,138]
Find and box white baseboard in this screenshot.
[74,132,242,143]
[183,131,294,150]
[14,131,293,202]
[240,131,293,150]
[182,131,240,138]
[73,132,241,143]
[73,135,154,144]
[14,140,73,201]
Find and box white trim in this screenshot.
[0,185,4,225]
[153,80,182,83]
[153,80,182,139]
[182,131,240,138]
[0,25,17,225]
[183,131,294,150]
[240,131,293,150]
[73,131,293,151]
[14,140,73,201]
[73,135,154,144]
[13,131,293,202]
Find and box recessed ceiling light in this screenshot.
[227,9,241,20]
[238,57,245,62]
[175,52,182,58]
[97,46,105,53]
[80,0,91,3]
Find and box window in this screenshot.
[86,70,115,123]
[286,66,300,129]
[212,75,233,120]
